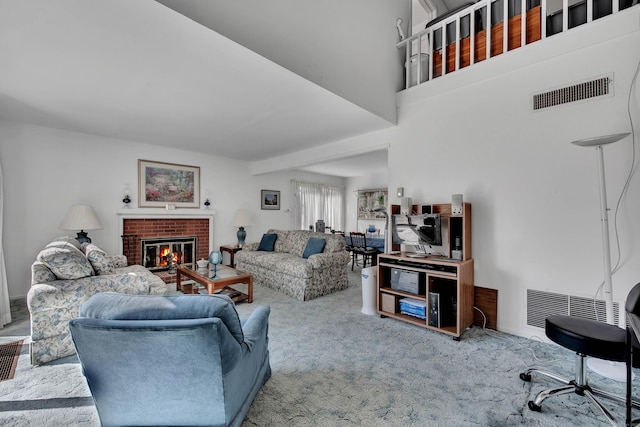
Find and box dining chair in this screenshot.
[349,232,379,271]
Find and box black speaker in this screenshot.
[429,292,441,327]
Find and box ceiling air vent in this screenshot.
[532,76,612,111]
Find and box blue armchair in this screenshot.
[69,293,271,427]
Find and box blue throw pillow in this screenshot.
[257,233,277,251]
[302,237,326,259]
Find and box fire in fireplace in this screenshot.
[141,236,197,272]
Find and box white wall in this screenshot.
[393,12,640,338]
[403,14,640,338]
[247,170,346,234]
[156,0,411,124]
[0,121,343,299]
[308,9,640,339]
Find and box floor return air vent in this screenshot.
[526,289,620,328]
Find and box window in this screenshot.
[292,180,345,232]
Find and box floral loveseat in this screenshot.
[27,237,167,365]
[235,229,350,301]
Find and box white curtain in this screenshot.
[292,180,345,232]
[0,160,11,328]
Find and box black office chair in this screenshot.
[520,293,640,425]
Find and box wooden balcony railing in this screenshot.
[399,0,637,89]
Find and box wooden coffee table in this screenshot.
[176,265,253,304]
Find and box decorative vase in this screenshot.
[236,227,247,247]
[209,251,222,278]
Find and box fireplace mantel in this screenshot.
[116,209,215,255]
[116,208,216,218]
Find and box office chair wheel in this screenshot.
[520,373,531,382]
[528,401,542,412]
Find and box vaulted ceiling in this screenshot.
[0,0,409,176]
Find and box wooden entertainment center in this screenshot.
[377,202,474,339]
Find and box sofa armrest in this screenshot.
[242,242,259,251]
[31,261,56,285]
[307,251,350,269]
[27,273,153,345]
[108,254,127,268]
[29,274,152,310]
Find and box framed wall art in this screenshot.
[357,189,388,219]
[261,189,280,210]
[138,159,200,208]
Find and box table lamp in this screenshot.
[231,209,253,248]
[59,205,103,244]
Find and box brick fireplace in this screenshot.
[117,211,215,275]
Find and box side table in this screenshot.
[220,245,242,267]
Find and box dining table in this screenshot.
[345,233,385,251]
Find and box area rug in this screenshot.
[0,340,22,382]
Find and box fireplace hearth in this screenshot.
[141,236,197,272]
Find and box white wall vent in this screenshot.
[526,289,620,328]
[532,76,612,111]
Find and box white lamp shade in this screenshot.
[570,132,630,147]
[59,205,103,231]
[231,209,253,227]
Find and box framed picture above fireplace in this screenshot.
[138,159,200,208]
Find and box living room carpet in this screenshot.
[0,269,635,426]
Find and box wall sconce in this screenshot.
[122,184,131,208]
[203,190,211,209]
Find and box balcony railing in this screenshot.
[399,0,636,89]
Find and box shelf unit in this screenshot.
[377,253,475,339]
[390,202,471,260]
[433,202,472,260]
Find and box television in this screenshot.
[391,213,442,254]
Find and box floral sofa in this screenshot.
[27,237,167,365]
[235,229,350,301]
